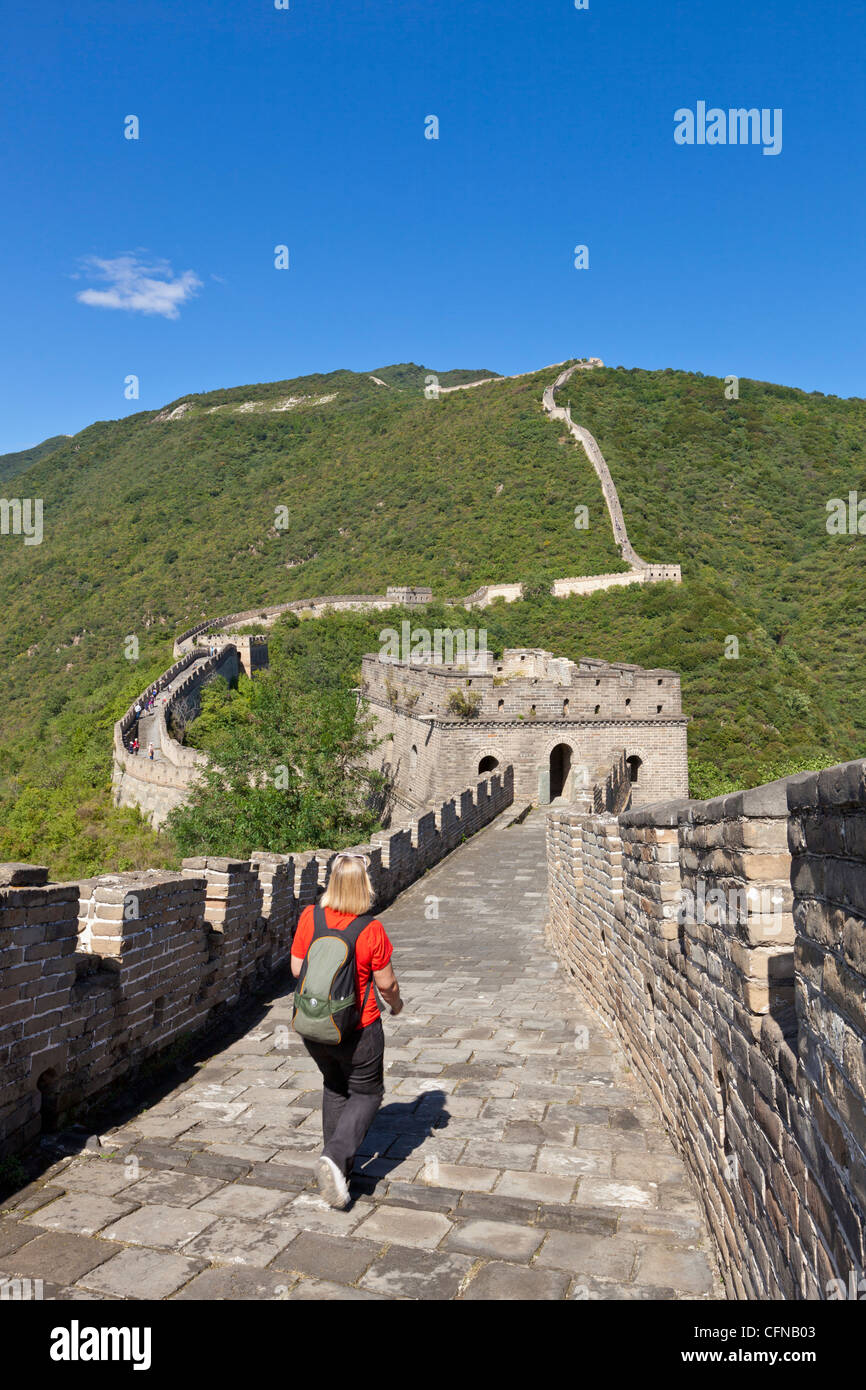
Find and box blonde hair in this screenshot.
[321,853,373,915]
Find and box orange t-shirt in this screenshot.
[292,905,393,1028]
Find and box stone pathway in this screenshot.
[0,812,724,1301]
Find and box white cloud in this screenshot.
[75,254,202,319]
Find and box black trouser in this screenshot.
[303,1017,385,1179]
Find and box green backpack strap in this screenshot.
[340,912,376,1015]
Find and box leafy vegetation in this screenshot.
[0,360,862,874]
[0,434,69,486]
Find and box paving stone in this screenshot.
[181,1216,298,1267]
[102,1203,217,1250]
[359,1158,428,1186]
[1,1231,114,1284]
[270,1151,322,1174]
[287,1278,389,1301]
[353,1205,453,1250]
[612,1151,692,1183]
[481,1098,548,1122]
[535,1231,641,1280]
[172,1267,297,1299]
[359,1245,474,1300]
[0,1219,40,1258]
[128,1115,201,1141]
[502,1120,577,1146]
[494,1170,576,1203]
[193,1183,292,1220]
[207,1142,280,1162]
[76,1246,203,1299]
[459,1261,570,1301]
[577,1178,657,1209]
[537,1146,612,1177]
[570,1275,680,1300]
[280,1193,364,1236]
[52,1160,139,1197]
[456,1190,540,1224]
[457,1080,516,1098]
[462,1141,537,1171]
[124,1171,225,1207]
[0,1184,67,1218]
[421,1161,499,1192]
[379,1182,461,1214]
[575,1124,649,1153]
[130,1143,192,1172]
[634,1245,717,1295]
[241,1163,312,1192]
[445,1219,543,1262]
[184,1153,252,1181]
[618,1209,706,1243]
[28,1193,139,1237]
[537,1204,618,1236]
[272,1231,382,1283]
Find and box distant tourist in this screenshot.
[147,742,154,760]
[134,703,141,719]
[290,852,403,1210]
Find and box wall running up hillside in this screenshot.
[545,759,866,1300]
[0,769,514,1159]
[111,363,683,828]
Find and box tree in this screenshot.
[166,668,386,857]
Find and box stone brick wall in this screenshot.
[551,566,682,598]
[0,769,513,1159]
[545,758,866,1300]
[361,651,688,811]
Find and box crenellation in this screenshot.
[545,755,866,1300]
[361,648,688,812]
[0,768,513,1159]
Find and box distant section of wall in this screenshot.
[112,361,685,828]
[545,759,866,1300]
[552,566,681,598]
[112,645,239,828]
[0,769,513,1158]
[463,583,525,609]
[360,649,688,811]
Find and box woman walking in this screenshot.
[290,851,403,1209]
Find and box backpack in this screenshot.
[292,906,375,1044]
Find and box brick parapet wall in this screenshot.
[0,769,513,1159]
[545,758,866,1300]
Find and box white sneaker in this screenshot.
[317,1155,350,1209]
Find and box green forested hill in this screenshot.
[0,360,863,876]
[0,434,69,485]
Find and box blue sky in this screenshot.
[1,0,864,451]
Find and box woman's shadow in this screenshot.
[349,1089,449,1197]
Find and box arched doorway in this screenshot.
[549,743,572,799]
[478,755,499,774]
[626,755,643,785]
